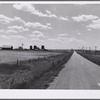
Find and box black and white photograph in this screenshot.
[1,1,100,90]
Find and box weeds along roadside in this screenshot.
[0,51,73,89]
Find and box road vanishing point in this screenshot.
[48,51,100,89]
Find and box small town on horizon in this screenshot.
[0,43,100,55]
[0,44,47,51]
[0,44,98,54]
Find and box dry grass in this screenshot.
[0,50,61,63]
[77,50,100,66]
[0,51,73,89]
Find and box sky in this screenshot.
[0,3,100,50]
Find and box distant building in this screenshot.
[18,46,23,50]
[33,45,40,50]
[30,45,32,50]
[34,45,37,50]
[29,45,46,51]
[2,45,13,50]
[41,45,45,50]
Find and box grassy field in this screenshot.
[0,50,61,63]
[0,50,73,89]
[77,50,100,66]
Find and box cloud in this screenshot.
[30,30,46,42]
[9,35,26,40]
[0,14,51,30]
[13,3,48,17]
[46,10,57,18]
[0,14,26,24]
[69,38,82,42]
[0,29,18,33]
[0,14,14,24]
[13,4,68,21]
[49,37,67,42]
[25,22,52,29]
[0,29,5,33]
[32,30,42,34]
[8,26,29,32]
[77,32,81,35]
[47,23,51,26]
[87,19,100,29]
[58,33,68,37]
[49,37,84,43]
[0,34,26,40]
[14,16,26,24]
[30,30,45,38]
[46,10,69,21]
[59,16,69,21]
[87,29,92,31]
[6,29,18,33]
[0,35,10,39]
[72,15,98,22]
[92,19,100,24]
[87,24,100,29]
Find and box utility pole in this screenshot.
[82,46,84,53]
[22,43,24,47]
[94,46,97,55]
[22,43,24,50]
[89,47,91,54]
[86,47,87,53]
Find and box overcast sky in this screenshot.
[0,3,100,49]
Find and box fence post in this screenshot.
[17,59,18,66]
[52,62,55,67]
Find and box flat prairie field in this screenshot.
[0,50,61,63]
